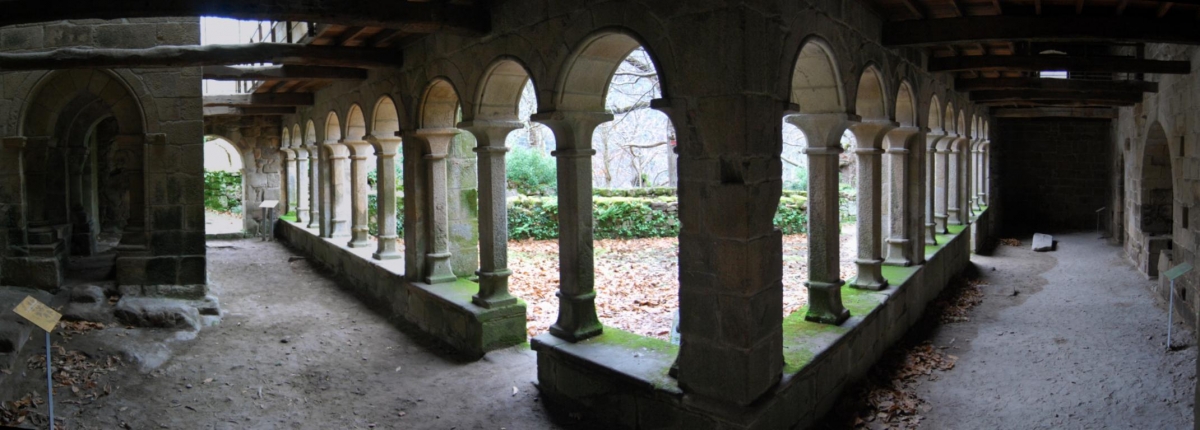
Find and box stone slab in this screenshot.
[1033,233,1054,252]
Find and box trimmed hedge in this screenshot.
[508,193,809,240]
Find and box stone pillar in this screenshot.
[924,134,942,243]
[324,142,351,238]
[848,121,896,290]
[412,128,459,284]
[280,149,295,215]
[0,137,28,251]
[982,142,991,205]
[885,127,920,267]
[294,148,310,224]
[909,130,928,264]
[368,135,402,260]
[974,141,985,210]
[959,137,974,220]
[945,138,963,226]
[344,140,372,248]
[531,111,612,341]
[117,134,147,249]
[787,113,852,325]
[934,136,952,234]
[460,120,522,308]
[307,143,321,230]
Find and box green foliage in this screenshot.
[593,187,676,197]
[789,166,809,192]
[774,194,809,235]
[367,193,405,238]
[508,193,809,240]
[507,146,556,195]
[204,170,242,214]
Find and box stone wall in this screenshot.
[0,18,204,290]
[205,116,285,236]
[994,118,1112,235]
[1115,43,1200,327]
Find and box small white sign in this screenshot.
[259,200,280,209]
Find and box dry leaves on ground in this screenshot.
[999,238,1022,247]
[508,233,859,340]
[0,392,44,428]
[26,346,123,402]
[932,277,987,324]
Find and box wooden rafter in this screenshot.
[0,44,403,71]
[955,77,1159,93]
[202,65,369,81]
[992,107,1118,118]
[930,55,1190,74]
[969,89,1144,103]
[884,16,1200,47]
[0,0,489,35]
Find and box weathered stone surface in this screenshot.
[114,297,201,331]
[1033,233,1054,252]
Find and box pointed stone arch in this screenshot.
[895,81,917,128]
[790,38,845,114]
[419,78,461,129]
[1141,122,1174,236]
[346,104,367,141]
[854,65,888,121]
[372,96,401,136]
[927,94,943,133]
[475,58,534,122]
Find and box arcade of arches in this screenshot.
[0,1,1196,429]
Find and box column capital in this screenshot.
[366,135,403,156]
[341,139,373,157]
[458,119,523,149]
[531,110,613,151]
[785,112,855,149]
[322,140,350,159]
[848,120,900,150]
[885,126,922,151]
[292,147,310,159]
[410,127,460,157]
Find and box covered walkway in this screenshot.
[917,233,1196,429]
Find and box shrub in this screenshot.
[507,146,556,195]
[367,193,405,238]
[204,170,242,213]
[774,194,809,235]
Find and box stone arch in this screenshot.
[944,101,956,136]
[291,124,302,148]
[956,110,966,136]
[927,94,943,133]
[1141,122,1174,236]
[305,119,318,146]
[20,69,146,137]
[790,37,845,114]
[346,104,367,141]
[419,78,462,129]
[281,127,291,149]
[556,30,664,113]
[324,111,343,143]
[475,58,534,121]
[854,65,888,121]
[372,96,401,136]
[895,81,917,128]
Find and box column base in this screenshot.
[549,290,603,342]
[425,252,457,284]
[924,223,939,245]
[805,280,850,325]
[851,259,888,291]
[295,209,308,224]
[948,207,963,226]
[884,238,912,267]
[934,214,950,234]
[473,269,517,309]
[348,228,371,248]
[330,219,351,238]
[373,235,402,260]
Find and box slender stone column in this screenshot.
[0,137,29,250]
[982,142,991,205]
[848,121,896,290]
[787,113,852,325]
[974,142,986,210]
[307,143,321,230]
[368,135,402,260]
[460,120,523,308]
[885,127,920,267]
[412,128,459,284]
[344,140,372,248]
[934,136,953,234]
[959,137,975,220]
[117,134,147,249]
[294,148,310,224]
[531,111,612,341]
[946,138,963,225]
[323,142,351,238]
[280,149,295,215]
[909,130,928,264]
[924,134,942,245]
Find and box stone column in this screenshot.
[307,143,321,230]
[787,113,852,325]
[909,130,928,264]
[368,135,402,260]
[412,128,459,284]
[280,149,295,215]
[117,134,147,249]
[531,111,612,341]
[982,142,991,205]
[885,127,920,267]
[924,134,943,243]
[960,137,975,220]
[460,120,522,308]
[344,140,372,248]
[974,141,986,210]
[0,137,28,251]
[324,142,351,238]
[294,148,310,224]
[848,121,896,290]
[946,138,963,226]
[934,136,952,234]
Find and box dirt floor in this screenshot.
[204,210,243,236]
[909,233,1196,429]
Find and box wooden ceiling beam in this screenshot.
[884,16,1200,47]
[0,0,489,35]
[203,93,314,107]
[992,107,1118,119]
[970,89,1143,103]
[977,99,1137,107]
[955,77,1159,93]
[929,55,1191,74]
[0,43,403,71]
[203,65,368,81]
[898,0,925,19]
[204,106,297,117]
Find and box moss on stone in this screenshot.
[881,265,918,285]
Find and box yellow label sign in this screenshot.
[12,296,61,333]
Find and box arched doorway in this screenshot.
[203,135,246,236]
[1138,122,1174,277]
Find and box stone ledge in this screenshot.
[534,211,981,430]
[275,220,526,358]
